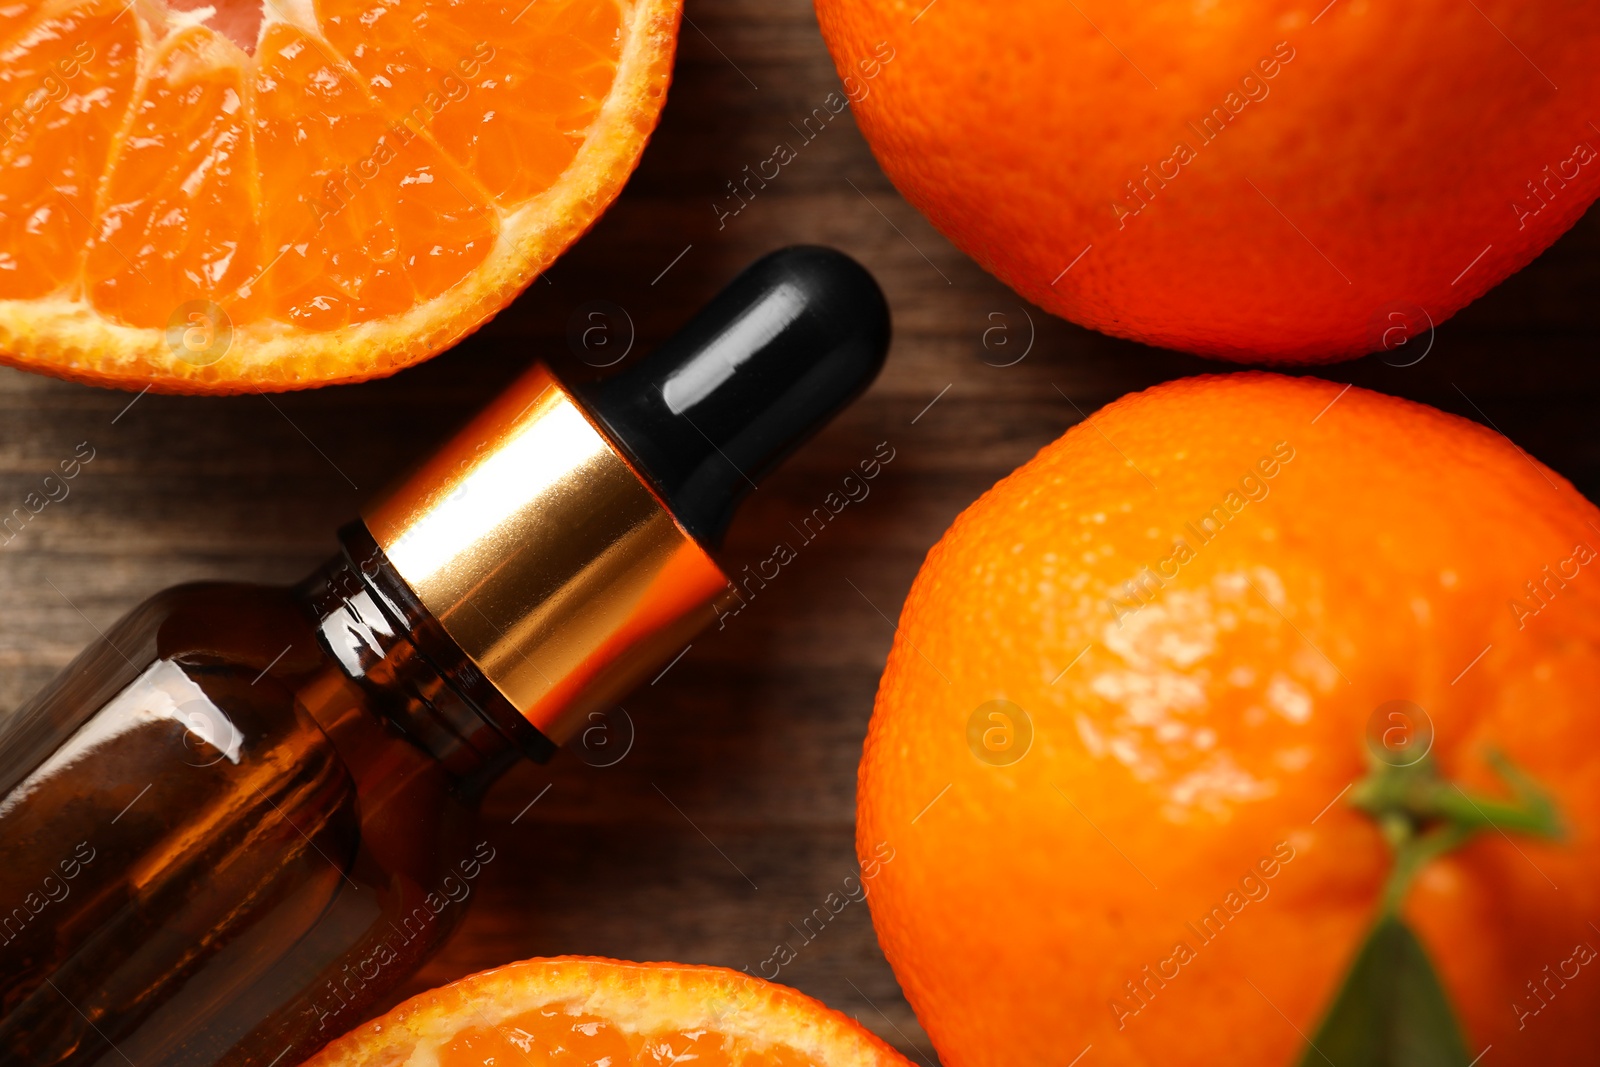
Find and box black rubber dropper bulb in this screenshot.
[573,245,893,546]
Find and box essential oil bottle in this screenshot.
[0,247,890,1066]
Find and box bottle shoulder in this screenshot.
[0,568,481,1063]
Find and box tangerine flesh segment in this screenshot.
[638,1028,735,1067]
[250,21,498,331]
[0,0,46,46]
[442,1008,633,1067]
[0,0,139,299]
[438,1013,823,1067]
[317,0,624,205]
[87,28,264,327]
[4,0,627,337]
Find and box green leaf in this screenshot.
[1295,914,1472,1067]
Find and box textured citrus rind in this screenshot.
[860,373,1600,1066]
[816,0,1600,362]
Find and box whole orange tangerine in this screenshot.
[302,956,913,1067]
[0,0,679,392]
[859,373,1600,1065]
[815,1,1600,361]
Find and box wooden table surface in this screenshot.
[2,0,1597,1060]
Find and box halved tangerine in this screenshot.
[0,0,679,391]
[301,957,914,1067]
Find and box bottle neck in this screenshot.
[361,364,729,745]
[296,522,555,794]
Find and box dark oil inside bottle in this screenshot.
[0,536,523,1066]
[0,246,894,1067]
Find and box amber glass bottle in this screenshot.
[0,248,890,1066]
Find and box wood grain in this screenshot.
[1,0,1597,1060]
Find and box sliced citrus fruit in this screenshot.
[0,0,679,392]
[301,957,913,1067]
